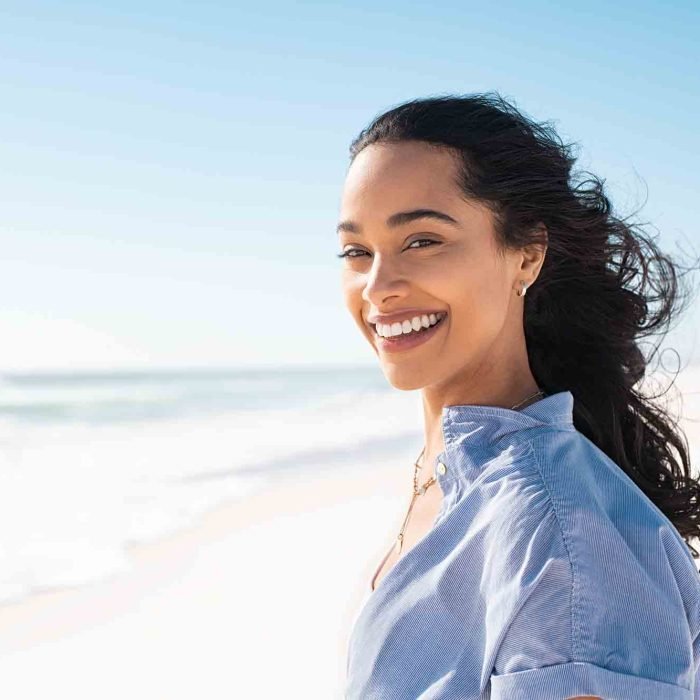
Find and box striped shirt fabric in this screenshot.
[345,390,700,699]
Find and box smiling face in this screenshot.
[338,140,544,396]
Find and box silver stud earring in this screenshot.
[517,281,528,297]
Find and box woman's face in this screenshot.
[338,140,538,393]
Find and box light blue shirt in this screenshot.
[345,391,700,699]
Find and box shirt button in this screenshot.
[437,461,447,475]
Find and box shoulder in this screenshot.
[475,438,573,626]
[527,429,699,673]
[526,427,700,610]
[480,428,700,695]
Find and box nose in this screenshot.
[361,254,410,306]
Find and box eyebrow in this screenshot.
[336,208,460,235]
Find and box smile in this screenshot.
[372,313,447,353]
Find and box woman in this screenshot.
[339,93,700,699]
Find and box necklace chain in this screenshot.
[370,388,546,591]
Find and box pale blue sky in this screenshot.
[1,1,698,371]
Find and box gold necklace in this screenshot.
[369,388,545,591]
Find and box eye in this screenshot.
[336,239,439,259]
[335,248,368,259]
[407,239,439,250]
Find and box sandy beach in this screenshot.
[1,368,698,699]
[0,455,409,699]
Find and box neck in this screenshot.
[419,365,542,479]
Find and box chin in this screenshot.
[379,364,430,392]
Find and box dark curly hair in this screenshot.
[348,91,700,560]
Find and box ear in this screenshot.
[519,223,548,281]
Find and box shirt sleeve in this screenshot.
[484,497,694,700]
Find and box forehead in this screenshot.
[340,141,463,215]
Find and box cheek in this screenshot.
[443,268,507,339]
[340,274,366,326]
[340,271,359,306]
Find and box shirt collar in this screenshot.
[434,390,575,489]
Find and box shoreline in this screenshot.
[0,459,406,662]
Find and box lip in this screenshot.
[372,313,447,353]
[367,309,447,326]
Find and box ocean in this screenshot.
[0,365,426,607]
[2,362,698,608]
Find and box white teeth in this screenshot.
[376,312,445,338]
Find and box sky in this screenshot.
[1,0,699,372]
